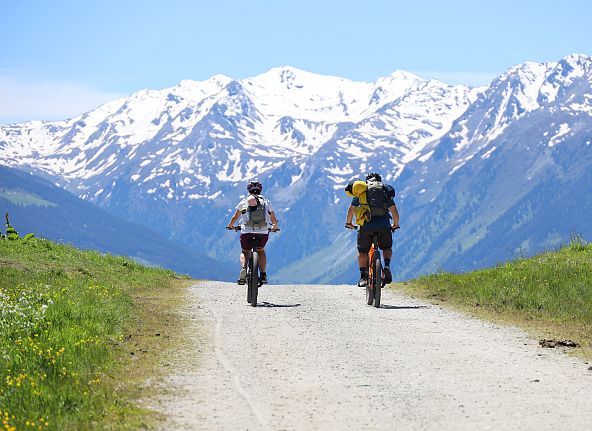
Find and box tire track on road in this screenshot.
[211,307,267,428]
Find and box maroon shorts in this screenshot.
[240,233,269,250]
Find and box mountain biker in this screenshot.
[345,173,400,287]
[226,181,279,285]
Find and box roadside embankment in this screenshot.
[397,238,592,359]
[0,238,191,430]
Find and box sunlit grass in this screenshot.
[0,238,183,430]
[398,236,592,357]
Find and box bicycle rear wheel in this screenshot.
[249,251,259,307]
[373,252,382,308]
[366,285,374,305]
[247,265,252,303]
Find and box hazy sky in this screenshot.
[1,0,591,123]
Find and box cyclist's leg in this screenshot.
[357,251,368,269]
[255,234,269,271]
[237,249,250,284]
[378,228,394,283]
[238,234,253,284]
[255,234,269,282]
[257,248,269,283]
[239,234,253,267]
[240,249,251,267]
[377,227,393,255]
[357,230,371,286]
[258,248,266,272]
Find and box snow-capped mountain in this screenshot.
[1,54,591,282]
[385,53,592,280]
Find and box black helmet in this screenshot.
[247,181,263,195]
[365,172,382,182]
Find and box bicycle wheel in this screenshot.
[249,251,259,307]
[247,264,252,303]
[366,285,374,305]
[373,252,382,308]
[366,262,374,305]
[366,247,374,305]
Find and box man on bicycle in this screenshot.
[345,173,400,287]
[226,180,279,285]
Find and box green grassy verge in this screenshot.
[396,237,592,358]
[0,238,191,430]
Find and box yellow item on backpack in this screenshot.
[345,180,371,226]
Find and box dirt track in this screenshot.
[151,282,592,430]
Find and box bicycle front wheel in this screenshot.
[249,251,259,307]
[373,252,382,308]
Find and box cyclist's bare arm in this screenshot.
[227,209,242,229]
[269,211,279,230]
[345,205,356,228]
[389,203,400,230]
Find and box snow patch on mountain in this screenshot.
[548,123,571,147]
[2,54,592,284]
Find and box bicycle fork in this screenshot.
[368,244,384,287]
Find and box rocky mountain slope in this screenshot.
[1,54,590,282]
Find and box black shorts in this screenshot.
[357,227,393,253]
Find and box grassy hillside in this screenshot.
[0,165,225,280]
[397,235,592,358]
[0,237,190,430]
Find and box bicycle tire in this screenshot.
[366,246,375,305]
[247,267,252,304]
[250,251,259,307]
[373,251,382,308]
[246,257,252,303]
[366,285,374,305]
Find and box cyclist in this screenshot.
[345,173,400,287]
[226,181,279,285]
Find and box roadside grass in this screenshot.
[0,238,192,430]
[396,237,592,359]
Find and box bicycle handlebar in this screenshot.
[227,226,280,232]
[345,223,400,232]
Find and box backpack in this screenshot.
[345,180,370,225]
[366,179,389,216]
[244,195,267,229]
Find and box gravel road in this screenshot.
[152,282,592,430]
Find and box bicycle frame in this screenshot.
[366,233,383,308]
[246,236,261,306]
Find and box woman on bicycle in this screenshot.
[345,173,400,287]
[226,181,279,285]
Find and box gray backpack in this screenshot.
[366,180,389,216]
[245,195,267,229]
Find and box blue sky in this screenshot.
[1,0,591,124]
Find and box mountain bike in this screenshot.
[229,226,279,307]
[346,225,385,308]
[366,232,383,308]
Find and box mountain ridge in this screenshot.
[1,53,590,282]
